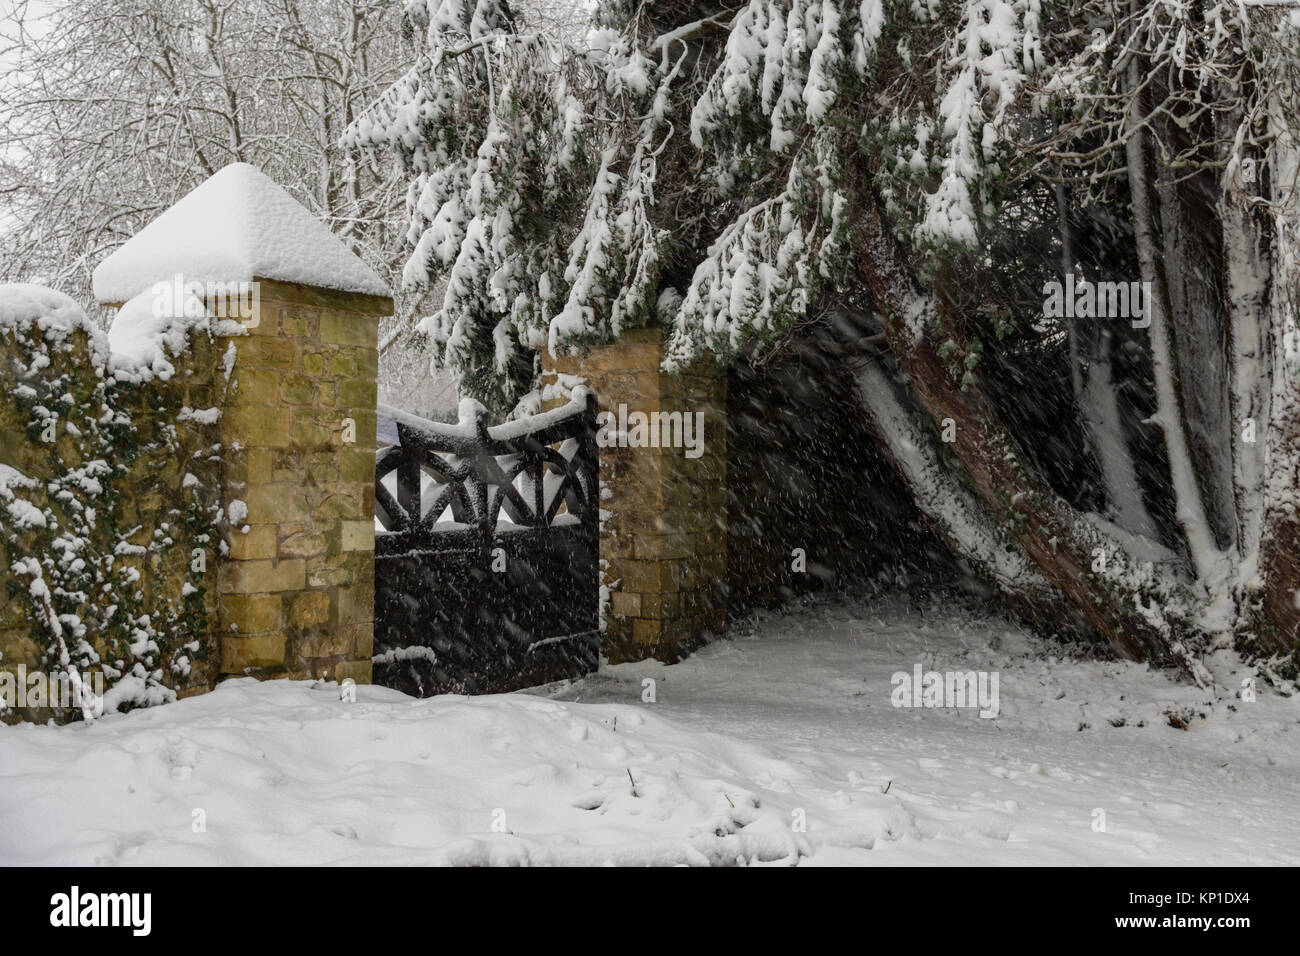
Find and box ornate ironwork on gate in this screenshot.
[373,390,600,696]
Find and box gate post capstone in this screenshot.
[94,163,391,688]
[540,327,727,663]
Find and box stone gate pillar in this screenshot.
[212,278,387,684]
[94,162,391,688]
[541,327,727,663]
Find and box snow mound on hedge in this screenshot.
[0,283,106,360]
[107,287,248,383]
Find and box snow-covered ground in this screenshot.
[2,598,1297,865]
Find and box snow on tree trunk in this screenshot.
[854,358,1041,590]
[1123,58,1233,612]
[1078,327,1159,542]
[1219,146,1276,630]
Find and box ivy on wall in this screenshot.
[0,285,225,720]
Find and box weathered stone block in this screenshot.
[297,627,353,659]
[632,618,662,645]
[345,410,377,446]
[302,351,326,377]
[245,447,274,484]
[227,524,277,561]
[633,532,692,561]
[337,581,373,627]
[340,448,373,483]
[620,559,673,594]
[327,347,360,378]
[288,590,332,629]
[230,368,282,406]
[221,633,287,672]
[280,528,328,558]
[340,520,374,553]
[225,405,292,446]
[220,593,284,634]
[352,622,374,658]
[234,336,298,370]
[244,484,300,523]
[610,591,641,617]
[279,374,317,405]
[278,307,319,338]
[338,378,376,409]
[641,592,680,618]
[307,554,354,588]
[220,558,307,595]
[320,311,378,347]
[290,414,333,447]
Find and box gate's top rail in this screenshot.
[374,389,599,548]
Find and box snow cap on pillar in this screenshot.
[92,162,389,304]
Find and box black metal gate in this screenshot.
[373,392,600,696]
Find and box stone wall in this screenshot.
[0,277,389,722]
[542,327,727,663]
[0,294,222,721]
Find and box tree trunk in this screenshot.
[853,351,1094,638]
[1255,103,1300,657]
[1056,183,1159,540]
[1124,53,1232,604]
[1258,394,1300,655]
[850,196,1184,665]
[1081,325,1161,541]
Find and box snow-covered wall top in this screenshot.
[0,283,106,359]
[92,163,390,304]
